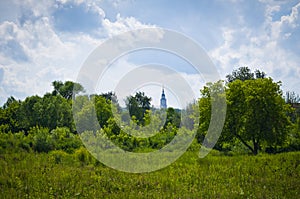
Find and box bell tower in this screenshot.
[160,87,167,109]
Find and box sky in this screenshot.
[0,0,299,108]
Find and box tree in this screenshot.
[125,92,151,126]
[285,91,300,123]
[93,95,114,128]
[224,78,291,155]
[254,69,266,79]
[285,91,300,151]
[2,96,18,109]
[17,94,74,132]
[73,97,99,133]
[0,96,21,132]
[199,73,292,155]
[52,80,84,100]
[164,107,181,129]
[226,66,266,83]
[18,95,42,131]
[286,91,300,104]
[197,81,226,149]
[99,92,118,104]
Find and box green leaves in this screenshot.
[125,91,151,126]
[52,80,84,100]
[199,73,293,155]
[225,78,291,154]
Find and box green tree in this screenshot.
[33,94,73,131]
[18,95,42,131]
[226,66,266,83]
[197,81,226,149]
[30,126,53,153]
[93,94,119,128]
[224,78,291,155]
[0,96,21,132]
[125,92,151,126]
[285,91,300,104]
[73,97,99,133]
[164,107,181,129]
[199,72,292,155]
[52,80,84,100]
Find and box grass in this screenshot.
[0,150,299,198]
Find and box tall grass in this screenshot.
[0,150,299,198]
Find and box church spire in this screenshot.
[160,86,167,109]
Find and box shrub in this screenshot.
[50,150,70,164]
[30,127,53,153]
[50,127,82,153]
[74,147,94,165]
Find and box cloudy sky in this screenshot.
[0,0,299,108]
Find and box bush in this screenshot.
[49,150,71,164]
[0,131,32,153]
[30,127,53,153]
[50,127,82,153]
[74,147,95,165]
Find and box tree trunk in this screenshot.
[235,133,255,154]
[253,138,259,155]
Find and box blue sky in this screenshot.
[0,0,299,107]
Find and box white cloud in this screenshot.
[269,2,300,39]
[0,1,158,105]
[102,14,156,37]
[1,0,299,106]
[14,0,55,18]
[55,0,105,18]
[209,2,300,94]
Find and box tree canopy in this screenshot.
[225,78,291,154]
[199,68,293,155]
[52,80,84,100]
[226,66,266,83]
[125,92,151,126]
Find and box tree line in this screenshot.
[0,67,299,155]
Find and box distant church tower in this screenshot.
[160,87,167,109]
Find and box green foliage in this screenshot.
[0,94,75,133]
[50,127,82,153]
[125,91,151,126]
[49,150,71,164]
[30,127,53,153]
[73,93,118,134]
[225,78,291,154]
[226,66,266,83]
[197,80,226,149]
[0,97,21,132]
[282,118,300,152]
[94,95,114,128]
[0,131,32,153]
[0,77,299,197]
[52,80,84,100]
[73,96,99,133]
[0,126,82,154]
[164,107,181,129]
[74,146,96,165]
[199,76,293,155]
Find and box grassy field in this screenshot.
[0,150,299,198]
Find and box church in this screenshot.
[160,87,167,109]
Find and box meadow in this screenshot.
[0,77,299,198]
[0,148,299,198]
